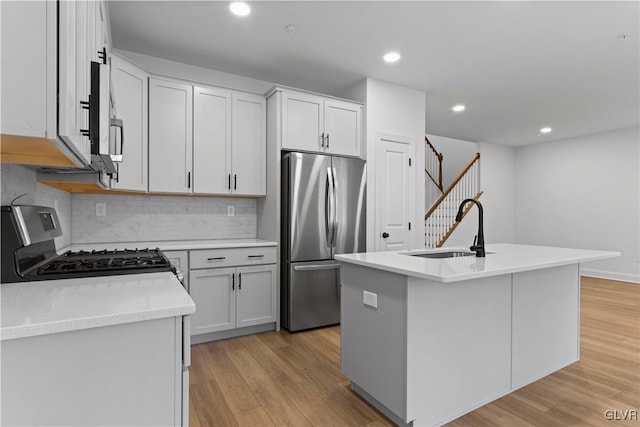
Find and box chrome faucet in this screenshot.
[455,199,485,257]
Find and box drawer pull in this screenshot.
[207,257,226,261]
[248,255,265,259]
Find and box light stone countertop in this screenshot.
[62,238,277,253]
[334,243,620,283]
[1,272,195,341]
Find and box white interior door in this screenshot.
[375,133,415,251]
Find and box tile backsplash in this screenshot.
[1,164,72,248]
[71,193,257,244]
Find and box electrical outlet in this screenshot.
[363,290,378,309]
[95,202,106,217]
[227,205,235,217]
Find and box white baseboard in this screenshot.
[581,269,640,284]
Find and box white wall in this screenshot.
[1,164,72,249]
[365,79,426,251]
[514,126,639,283]
[443,142,516,247]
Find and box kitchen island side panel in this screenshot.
[406,275,512,426]
[511,264,580,389]
[341,264,408,420]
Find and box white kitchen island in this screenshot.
[1,272,195,427]
[335,243,619,427]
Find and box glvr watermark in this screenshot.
[604,409,638,421]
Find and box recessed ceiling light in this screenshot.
[539,127,552,134]
[230,2,251,17]
[452,105,466,112]
[383,52,401,63]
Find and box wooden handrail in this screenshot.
[424,152,480,220]
[425,136,442,160]
[435,191,483,247]
[425,136,444,192]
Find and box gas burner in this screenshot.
[36,248,172,278]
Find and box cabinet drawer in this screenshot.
[190,246,276,269]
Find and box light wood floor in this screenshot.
[189,277,639,426]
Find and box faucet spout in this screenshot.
[455,199,485,257]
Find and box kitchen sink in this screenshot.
[405,251,476,259]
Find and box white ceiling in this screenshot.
[108,1,639,146]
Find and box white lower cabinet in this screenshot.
[189,246,277,339]
[190,267,236,334]
[236,265,278,328]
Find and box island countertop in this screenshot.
[334,243,619,283]
[1,271,195,341]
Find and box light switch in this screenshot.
[363,290,378,308]
[227,205,235,217]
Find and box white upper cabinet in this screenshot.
[231,93,266,196]
[110,55,148,192]
[280,89,362,158]
[193,86,231,194]
[148,78,193,194]
[324,99,362,157]
[152,78,266,196]
[1,1,52,139]
[281,91,324,153]
[1,1,113,168]
[58,0,88,162]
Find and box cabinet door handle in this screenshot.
[238,272,242,290]
[248,255,264,259]
[228,174,231,190]
[207,257,226,261]
[187,172,191,189]
[232,273,235,291]
[326,133,329,148]
[234,174,237,190]
[320,132,325,148]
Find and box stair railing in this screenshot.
[425,136,443,192]
[424,153,481,248]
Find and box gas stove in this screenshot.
[36,248,172,279]
[1,205,174,283]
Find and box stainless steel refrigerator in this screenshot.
[281,152,366,331]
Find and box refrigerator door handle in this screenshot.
[331,166,338,247]
[326,167,335,246]
[293,263,341,271]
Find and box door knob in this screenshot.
[382,232,389,238]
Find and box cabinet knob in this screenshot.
[382,232,389,238]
